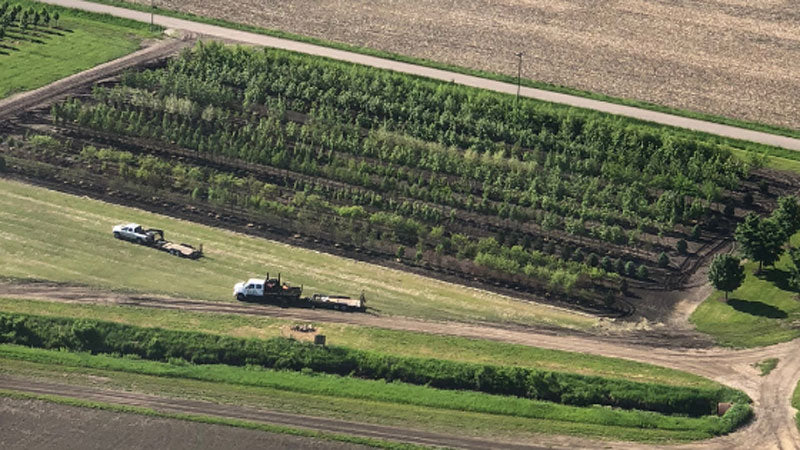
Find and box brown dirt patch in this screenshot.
[0,396,367,450]
[122,0,800,130]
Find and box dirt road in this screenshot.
[0,376,547,450]
[1,283,799,449]
[34,0,800,152]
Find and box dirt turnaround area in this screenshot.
[119,0,800,130]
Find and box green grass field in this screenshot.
[691,233,800,347]
[793,379,800,430]
[0,0,158,99]
[0,177,593,328]
[0,297,718,388]
[0,346,742,443]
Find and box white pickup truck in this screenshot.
[112,223,203,259]
[112,223,157,244]
[234,273,366,312]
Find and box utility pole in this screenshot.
[514,52,523,99]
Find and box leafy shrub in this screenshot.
[676,239,688,255]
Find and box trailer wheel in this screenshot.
[236,294,246,301]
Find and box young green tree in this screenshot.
[657,252,669,268]
[735,213,785,273]
[772,196,800,238]
[708,254,745,301]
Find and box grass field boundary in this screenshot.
[0,345,753,441]
[77,0,800,142]
[793,380,800,430]
[25,0,160,32]
[0,294,717,388]
[0,389,421,449]
[0,313,751,417]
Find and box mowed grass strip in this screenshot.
[691,232,800,348]
[0,177,594,328]
[0,0,158,99]
[0,297,718,389]
[0,346,736,442]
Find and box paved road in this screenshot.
[38,0,800,152]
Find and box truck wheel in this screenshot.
[236,294,246,301]
[113,232,121,239]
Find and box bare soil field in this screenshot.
[0,396,367,450]
[116,0,800,130]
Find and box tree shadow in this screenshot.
[0,44,20,52]
[3,32,47,44]
[727,298,788,319]
[31,27,65,37]
[760,268,795,292]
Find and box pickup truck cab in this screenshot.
[233,278,266,299]
[112,223,155,244]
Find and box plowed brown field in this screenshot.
[121,0,800,129]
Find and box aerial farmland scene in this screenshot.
[1,1,799,449]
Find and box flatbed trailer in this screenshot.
[112,223,203,259]
[234,274,366,312]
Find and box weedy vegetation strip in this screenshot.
[0,344,748,436]
[0,312,749,418]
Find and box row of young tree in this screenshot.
[72,142,639,292]
[45,42,756,300]
[119,43,750,218]
[709,196,800,299]
[0,3,59,41]
[56,80,733,253]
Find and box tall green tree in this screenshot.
[708,254,745,301]
[735,213,785,273]
[772,196,800,238]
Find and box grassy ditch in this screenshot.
[0,296,718,389]
[691,232,800,348]
[0,312,751,418]
[0,0,160,99]
[0,345,752,442]
[0,176,594,329]
[83,0,800,141]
